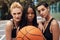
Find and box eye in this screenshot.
[37,10,40,13]
[13,13,16,15]
[30,11,34,14]
[41,8,45,11]
[18,12,21,15]
[27,11,34,15]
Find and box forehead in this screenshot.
[11,8,22,13]
[37,5,47,10]
[28,7,33,12]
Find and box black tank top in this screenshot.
[10,19,17,38]
[43,18,54,40]
[11,27,17,38]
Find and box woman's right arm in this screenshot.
[38,22,46,40]
[5,21,12,40]
[38,22,44,31]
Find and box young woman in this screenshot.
[5,2,24,40]
[37,1,59,40]
[22,4,45,40]
[23,4,38,27]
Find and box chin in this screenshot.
[42,16,46,18]
[16,19,21,22]
[41,16,44,18]
[28,19,32,22]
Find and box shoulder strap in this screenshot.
[47,18,54,29]
[10,19,15,28]
[48,18,54,26]
[44,18,54,33]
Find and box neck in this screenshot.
[14,20,20,27]
[45,14,52,21]
[27,21,33,25]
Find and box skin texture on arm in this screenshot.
[59,29,60,40]
[51,20,59,40]
[38,22,44,32]
[5,21,13,40]
[38,22,46,40]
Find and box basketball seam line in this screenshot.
[17,27,43,40]
[22,28,35,40]
[25,28,43,37]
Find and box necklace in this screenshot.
[43,17,52,33]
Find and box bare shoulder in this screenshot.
[5,20,13,30]
[51,20,59,26]
[51,19,59,32]
[50,19,59,40]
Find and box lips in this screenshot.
[16,18,19,19]
[28,17,33,21]
[16,18,21,21]
[16,17,21,20]
[40,14,43,17]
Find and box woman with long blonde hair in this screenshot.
[5,2,23,40]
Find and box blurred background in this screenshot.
[0,0,60,40]
[0,0,60,20]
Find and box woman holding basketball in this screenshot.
[17,3,45,40]
[5,2,24,40]
[23,3,46,40]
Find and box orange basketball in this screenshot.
[17,26,44,40]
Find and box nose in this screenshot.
[16,14,19,17]
[29,13,32,17]
[40,11,43,15]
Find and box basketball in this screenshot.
[17,26,44,40]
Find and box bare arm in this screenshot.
[38,22,46,40]
[38,22,43,31]
[5,21,12,40]
[51,20,59,40]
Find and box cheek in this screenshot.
[43,10,47,15]
[44,11,48,18]
[27,14,30,17]
[11,13,15,18]
[27,15,29,19]
[12,15,15,18]
[19,13,22,17]
[32,14,35,18]
[20,13,22,17]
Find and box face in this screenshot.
[11,8,22,22]
[27,7,35,22]
[37,5,49,18]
